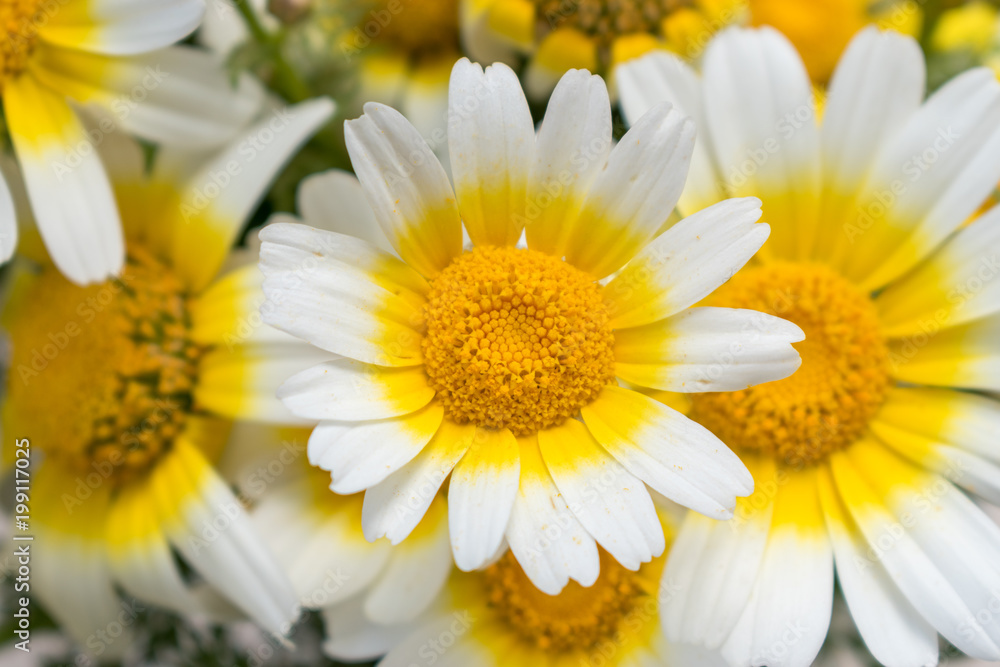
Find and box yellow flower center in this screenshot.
[1,0,46,89]
[483,550,649,652]
[688,263,891,467]
[539,0,693,41]
[359,0,460,60]
[5,248,205,485]
[422,246,615,436]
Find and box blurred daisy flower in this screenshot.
[0,95,334,655]
[619,25,1000,667]
[370,507,729,667]
[463,0,745,99]
[0,0,266,284]
[259,60,805,593]
[464,0,920,99]
[226,424,452,662]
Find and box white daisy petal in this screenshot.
[614,307,804,392]
[505,435,601,595]
[363,501,452,624]
[296,169,395,253]
[345,102,462,277]
[32,467,131,654]
[616,51,727,214]
[448,59,534,247]
[30,45,264,149]
[41,0,204,55]
[279,359,434,422]
[832,440,1000,659]
[820,27,925,197]
[4,73,124,284]
[566,102,696,278]
[817,464,940,667]
[260,222,427,366]
[189,264,292,346]
[321,595,419,662]
[399,60,452,162]
[307,404,444,495]
[525,69,612,257]
[843,68,1000,291]
[250,484,391,610]
[154,439,300,637]
[661,456,776,649]
[870,388,1000,505]
[888,311,1000,391]
[701,26,821,262]
[171,98,334,291]
[362,420,476,544]
[582,386,752,519]
[720,468,833,667]
[877,205,1000,338]
[537,418,664,571]
[604,197,768,329]
[448,427,520,571]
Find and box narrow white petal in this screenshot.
[448,427,520,571]
[604,197,768,329]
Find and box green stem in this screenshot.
[918,0,945,54]
[233,0,312,103]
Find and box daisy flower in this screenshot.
[0,0,263,284]
[224,424,452,662]
[259,61,805,594]
[618,26,1000,667]
[463,0,744,100]
[0,96,334,654]
[371,506,728,667]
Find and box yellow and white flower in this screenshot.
[0,0,263,284]
[366,507,727,667]
[619,26,1000,667]
[259,60,805,594]
[0,96,334,654]
[462,0,744,99]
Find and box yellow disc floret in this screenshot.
[1,0,46,89]
[689,263,890,467]
[422,246,615,436]
[5,247,204,484]
[483,550,648,652]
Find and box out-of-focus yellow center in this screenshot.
[5,247,204,485]
[689,263,890,466]
[422,246,615,436]
[484,550,647,651]
[361,0,460,59]
[538,0,694,42]
[1,0,46,89]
